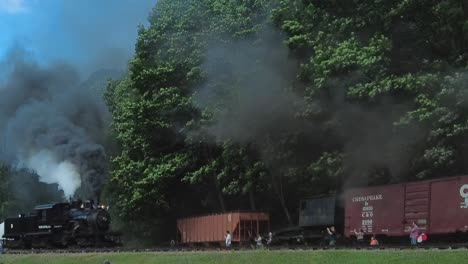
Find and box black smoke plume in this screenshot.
[0,48,110,198]
[194,28,424,187]
[194,29,301,143]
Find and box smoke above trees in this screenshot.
[0,0,155,201]
[193,26,424,189]
[194,29,301,143]
[0,48,110,198]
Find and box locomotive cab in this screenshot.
[297,195,344,243]
[35,203,71,231]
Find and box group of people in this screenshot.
[350,228,379,246]
[326,222,427,246]
[324,226,377,246]
[225,230,273,249]
[224,222,426,249]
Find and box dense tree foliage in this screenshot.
[104,0,468,242]
[273,0,468,182]
[105,0,283,237]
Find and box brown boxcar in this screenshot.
[344,175,468,238]
[177,212,269,245]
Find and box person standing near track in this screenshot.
[410,222,419,246]
[352,228,364,245]
[225,230,232,249]
[255,234,263,249]
[326,226,337,246]
[266,232,273,247]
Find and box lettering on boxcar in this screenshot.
[354,196,381,233]
[460,184,468,209]
[352,194,383,203]
[361,203,374,232]
[361,211,373,218]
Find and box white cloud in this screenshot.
[0,0,28,14]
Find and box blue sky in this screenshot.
[0,0,156,78]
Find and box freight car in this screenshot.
[295,175,468,244]
[2,200,121,248]
[177,212,269,246]
[344,175,468,242]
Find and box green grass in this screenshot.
[0,250,467,264]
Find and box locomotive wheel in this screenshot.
[57,236,68,248]
[31,237,51,249]
[76,237,93,248]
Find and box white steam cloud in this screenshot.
[23,150,81,198]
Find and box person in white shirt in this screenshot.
[255,234,263,249]
[352,228,364,245]
[225,230,232,249]
[266,232,273,247]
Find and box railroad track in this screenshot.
[4,243,468,254]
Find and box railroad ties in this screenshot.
[4,243,468,254]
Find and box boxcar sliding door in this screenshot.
[403,182,431,234]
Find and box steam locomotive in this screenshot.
[2,200,121,248]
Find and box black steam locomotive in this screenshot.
[2,200,121,248]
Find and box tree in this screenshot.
[106,0,278,239]
[106,0,468,241]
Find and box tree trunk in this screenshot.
[461,0,468,15]
[205,144,226,212]
[272,174,292,225]
[249,190,256,211]
[215,176,226,212]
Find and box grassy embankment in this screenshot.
[1,250,468,264]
